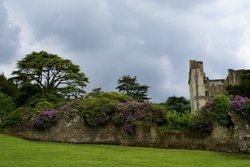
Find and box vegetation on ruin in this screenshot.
[1,50,250,136]
[0,134,250,167]
[227,70,250,98]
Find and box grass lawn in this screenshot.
[0,134,250,167]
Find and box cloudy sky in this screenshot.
[1,0,250,102]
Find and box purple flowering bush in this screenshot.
[115,101,153,122]
[124,123,135,135]
[229,96,250,123]
[229,96,249,111]
[32,110,59,130]
[113,101,154,135]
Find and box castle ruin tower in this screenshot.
[189,60,207,113]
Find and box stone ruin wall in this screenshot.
[2,110,250,153]
[189,60,244,112]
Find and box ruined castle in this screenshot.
[189,60,244,113]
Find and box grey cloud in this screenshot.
[0,1,19,64]
[6,0,112,52]
[4,0,250,101]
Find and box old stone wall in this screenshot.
[189,60,246,112]
[189,60,207,112]
[2,111,250,153]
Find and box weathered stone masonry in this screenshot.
[189,60,244,112]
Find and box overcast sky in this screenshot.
[1,0,250,102]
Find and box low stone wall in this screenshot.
[2,111,250,153]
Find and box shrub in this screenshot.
[113,101,156,135]
[164,111,195,131]
[229,96,249,111]
[238,102,250,123]
[111,112,125,126]
[164,96,191,113]
[2,111,22,127]
[151,105,167,126]
[0,92,16,126]
[35,101,54,112]
[57,98,84,112]
[81,92,133,127]
[95,92,133,102]
[192,110,213,137]
[211,95,230,127]
[115,101,153,123]
[82,96,118,126]
[124,123,135,135]
[32,110,59,130]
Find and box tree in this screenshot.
[165,96,190,113]
[0,73,18,98]
[86,87,104,98]
[11,51,89,98]
[0,92,16,125]
[116,75,150,101]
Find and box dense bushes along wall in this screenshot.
[5,92,250,138]
[9,92,215,137]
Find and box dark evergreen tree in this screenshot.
[165,96,190,113]
[116,75,150,101]
[0,74,18,98]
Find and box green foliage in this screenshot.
[111,112,125,126]
[164,96,191,113]
[211,95,230,127]
[11,51,89,99]
[227,70,250,98]
[192,110,213,137]
[0,74,18,98]
[1,111,22,127]
[15,83,43,107]
[0,92,16,126]
[95,92,133,102]
[116,75,150,101]
[164,111,195,131]
[81,92,124,126]
[35,101,54,112]
[238,101,250,124]
[86,87,104,98]
[151,104,167,126]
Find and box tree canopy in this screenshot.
[11,51,88,98]
[164,96,190,113]
[116,75,150,101]
[0,74,17,98]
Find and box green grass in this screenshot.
[0,134,250,167]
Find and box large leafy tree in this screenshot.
[11,51,89,98]
[116,75,150,101]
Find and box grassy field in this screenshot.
[0,134,250,167]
